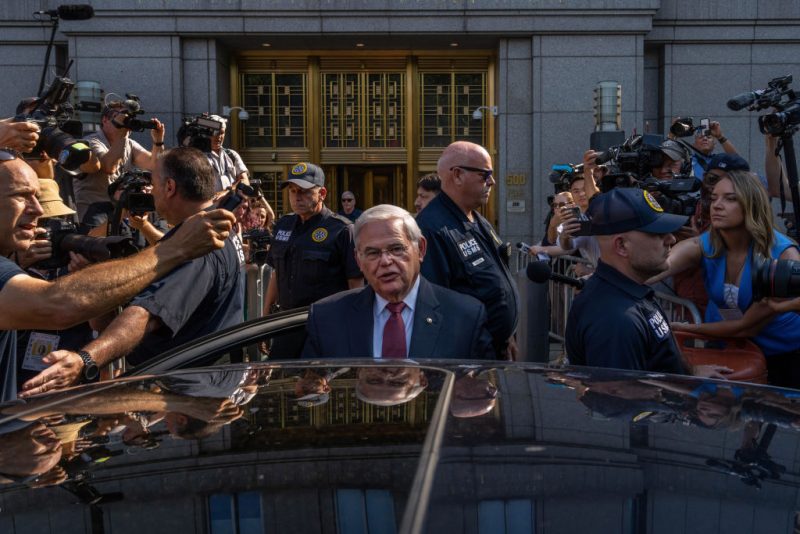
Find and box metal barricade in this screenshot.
[245,263,272,321]
[653,291,703,325]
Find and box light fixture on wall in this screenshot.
[471,105,498,120]
[222,105,249,121]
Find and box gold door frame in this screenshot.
[230,50,497,222]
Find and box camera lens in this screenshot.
[752,255,800,300]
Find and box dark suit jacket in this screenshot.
[302,277,495,360]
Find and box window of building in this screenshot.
[419,72,486,147]
[241,73,306,149]
[335,488,397,534]
[478,499,534,534]
[209,491,264,534]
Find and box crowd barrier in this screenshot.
[514,251,703,362]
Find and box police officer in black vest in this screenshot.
[265,162,363,357]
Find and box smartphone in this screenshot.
[562,205,581,221]
[700,117,710,137]
[574,221,593,237]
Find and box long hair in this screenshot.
[706,170,775,258]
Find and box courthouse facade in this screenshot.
[1,1,799,244]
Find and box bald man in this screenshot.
[415,141,519,358]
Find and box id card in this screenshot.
[21,332,60,371]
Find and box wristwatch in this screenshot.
[78,350,99,382]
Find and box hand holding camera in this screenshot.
[16,227,53,269]
[0,119,40,153]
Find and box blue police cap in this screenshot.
[282,162,325,189]
[587,188,688,235]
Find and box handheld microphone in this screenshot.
[726,90,763,111]
[526,261,585,290]
[36,5,95,21]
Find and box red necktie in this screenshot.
[382,302,407,359]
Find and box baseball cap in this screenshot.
[38,179,76,218]
[587,188,688,235]
[659,139,690,162]
[281,162,325,189]
[706,153,750,174]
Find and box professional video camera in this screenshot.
[242,229,271,264]
[13,75,92,174]
[594,134,700,216]
[752,255,800,300]
[108,93,157,132]
[34,219,139,270]
[177,113,223,152]
[109,170,155,216]
[728,75,800,136]
[548,163,584,193]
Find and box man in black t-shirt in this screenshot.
[27,147,245,384]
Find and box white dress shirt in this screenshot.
[372,276,421,358]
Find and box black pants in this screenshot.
[766,351,800,389]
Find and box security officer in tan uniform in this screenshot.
[264,162,363,357]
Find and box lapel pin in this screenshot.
[426,317,433,324]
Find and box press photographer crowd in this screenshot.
[2,70,800,402]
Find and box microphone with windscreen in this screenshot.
[526,261,585,290]
[35,5,95,20]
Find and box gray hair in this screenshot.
[353,204,422,247]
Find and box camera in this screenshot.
[177,114,223,152]
[13,76,92,174]
[34,219,140,270]
[752,255,800,300]
[109,94,157,132]
[548,163,584,193]
[242,229,271,264]
[670,117,711,138]
[595,134,700,217]
[109,170,155,216]
[217,181,256,212]
[727,75,800,136]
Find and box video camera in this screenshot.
[242,228,271,264]
[594,134,700,217]
[177,114,223,153]
[728,75,800,136]
[34,219,139,270]
[13,75,92,174]
[108,94,157,132]
[109,170,155,216]
[548,163,584,193]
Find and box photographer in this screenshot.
[20,147,246,396]
[0,151,234,401]
[107,172,165,247]
[76,98,165,231]
[204,114,249,192]
[688,120,739,178]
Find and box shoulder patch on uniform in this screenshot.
[311,228,329,242]
[647,309,670,340]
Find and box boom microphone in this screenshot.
[526,261,585,290]
[36,4,95,20]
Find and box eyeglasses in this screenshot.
[450,165,493,182]
[359,243,409,261]
[0,148,20,162]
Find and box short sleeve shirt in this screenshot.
[566,261,687,375]
[126,227,246,365]
[206,149,248,192]
[0,257,26,402]
[75,129,149,220]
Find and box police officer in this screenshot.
[415,141,519,358]
[264,162,362,357]
[564,188,731,378]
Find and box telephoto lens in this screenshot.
[751,255,800,301]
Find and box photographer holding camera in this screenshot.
[204,114,249,192]
[0,150,234,400]
[20,147,247,396]
[75,97,165,231]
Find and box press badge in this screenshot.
[22,332,60,371]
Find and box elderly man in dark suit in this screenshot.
[302,204,495,359]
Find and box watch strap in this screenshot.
[78,350,99,382]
